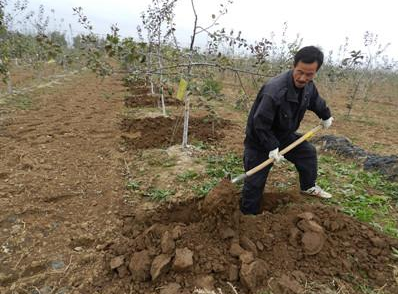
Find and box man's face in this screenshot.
[292,61,318,88]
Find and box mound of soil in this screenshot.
[124,94,182,108]
[93,180,398,294]
[129,86,151,95]
[120,116,230,149]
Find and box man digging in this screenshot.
[241,46,333,215]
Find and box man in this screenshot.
[241,46,333,215]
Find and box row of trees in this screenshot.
[0,0,112,94]
[73,0,303,147]
[75,0,397,145]
[2,0,397,146]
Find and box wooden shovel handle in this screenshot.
[246,124,323,177]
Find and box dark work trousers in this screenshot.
[240,133,317,215]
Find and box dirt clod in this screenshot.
[110,256,124,270]
[151,254,173,281]
[159,283,182,294]
[239,259,269,291]
[129,250,152,282]
[370,236,386,248]
[240,236,258,257]
[301,231,326,255]
[173,248,194,272]
[239,251,255,264]
[272,274,304,294]
[161,231,176,254]
[230,242,245,257]
[220,227,236,240]
[194,275,215,291]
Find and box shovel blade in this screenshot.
[231,173,247,184]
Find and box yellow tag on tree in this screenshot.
[176,78,188,101]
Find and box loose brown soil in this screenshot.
[0,72,127,293]
[120,116,231,149]
[100,180,398,294]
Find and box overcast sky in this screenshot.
[8,0,398,60]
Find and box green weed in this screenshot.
[147,155,177,167]
[177,170,200,182]
[205,153,243,179]
[318,154,398,237]
[191,140,209,150]
[10,95,33,110]
[193,178,219,198]
[192,153,244,198]
[355,284,388,294]
[144,188,175,201]
[126,180,141,191]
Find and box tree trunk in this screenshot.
[6,71,12,95]
[150,80,154,95]
[160,90,166,116]
[182,0,198,148]
[182,92,190,147]
[157,34,166,116]
[147,43,155,95]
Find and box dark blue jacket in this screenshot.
[244,70,331,152]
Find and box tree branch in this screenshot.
[189,0,198,51]
[145,62,272,77]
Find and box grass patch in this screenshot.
[144,188,175,201]
[177,170,200,182]
[319,154,398,237]
[191,140,210,150]
[7,95,34,110]
[126,180,141,191]
[193,178,219,198]
[192,153,244,198]
[205,153,243,179]
[142,151,177,167]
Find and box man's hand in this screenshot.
[321,117,334,129]
[269,148,285,163]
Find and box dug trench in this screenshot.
[119,116,231,150]
[124,94,183,108]
[94,180,398,294]
[124,82,182,108]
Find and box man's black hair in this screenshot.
[294,46,324,70]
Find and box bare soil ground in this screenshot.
[1,70,397,294]
[0,64,69,93]
[0,71,127,293]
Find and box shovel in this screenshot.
[231,124,323,183]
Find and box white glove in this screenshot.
[268,148,285,163]
[321,117,334,129]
